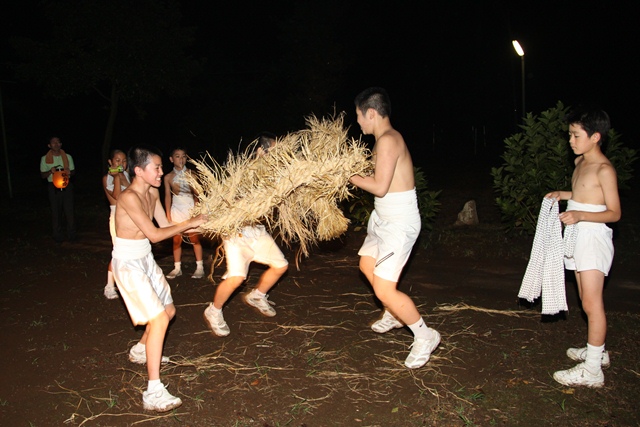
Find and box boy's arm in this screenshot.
[154,197,172,228]
[163,175,173,221]
[119,190,203,242]
[349,135,396,197]
[545,190,572,201]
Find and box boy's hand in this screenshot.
[559,210,582,225]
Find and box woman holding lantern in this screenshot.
[39,136,76,242]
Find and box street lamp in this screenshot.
[512,40,525,119]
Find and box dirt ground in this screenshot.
[2,158,639,427]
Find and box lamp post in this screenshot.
[512,40,525,119]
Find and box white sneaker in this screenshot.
[203,304,230,336]
[166,268,182,279]
[553,362,604,388]
[142,383,182,412]
[404,329,441,369]
[243,290,276,317]
[191,267,205,279]
[566,347,610,368]
[128,345,170,365]
[103,284,119,300]
[371,310,403,333]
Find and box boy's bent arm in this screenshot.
[350,136,397,197]
[119,191,202,242]
[154,198,171,228]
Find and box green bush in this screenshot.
[491,101,637,235]
[345,166,441,232]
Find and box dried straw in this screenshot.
[188,113,372,257]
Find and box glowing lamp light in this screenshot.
[52,170,69,189]
[512,40,525,57]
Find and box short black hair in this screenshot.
[565,106,611,145]
[128,145,162,173]
[354,87,391,117]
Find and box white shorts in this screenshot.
[171,194,198,234]
[112,237,173,326]
[222,225,288,279]
[564,200,614,275]
[358,189,421,282]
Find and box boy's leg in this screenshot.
[369,270,440,369]
[576,270,607,346]
[244,264,287,317]
[145,310,170,381]
[254,265,288,294]
[189,233,204,278]
[166,235,183,279]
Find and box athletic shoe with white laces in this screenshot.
[203,303,231,336]
[371,310,403,333]
[103,284,119,300]
[191,267,205,279]
[128,345,170,365]
[404,329,441,369]
[553,362,604,388]
[243,290,276,317]
[142,383,182,412]
[566,347,610,368]
[166,268,182,279]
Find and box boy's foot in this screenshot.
[203,304,230,336]
[142,383,182,412]
[566,347,611,368]
[371,310,403,333]
[243,289,276,317]
[128,345,170,365]
[404,329,441,369]
[191,267,205,279]
[166,268,182,279]
[553,362,604,388]
[103,284,119,300]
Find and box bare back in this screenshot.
[372,128,415,194]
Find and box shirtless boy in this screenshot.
[113,145,206,411]
[349,87,440,369]
[164,148,205,280]
[546,107,620,388]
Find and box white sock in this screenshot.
[173,262,181,270]
[584,343,605,372]
[253,289,266,297]
[407,318,431,340]
[148,379,161,392]
[196,260,203,268]
[133,342,145,352]
[210,303,222,313]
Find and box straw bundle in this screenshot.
[188,113,372,257]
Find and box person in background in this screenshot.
[40,136,76,242]
[164,148,205,279]
[102,149,131,299]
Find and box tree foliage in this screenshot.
[12,0,199,166]
[491,101,638,235]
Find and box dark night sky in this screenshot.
[1,0,638,195]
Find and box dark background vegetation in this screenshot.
[1,0,638,201]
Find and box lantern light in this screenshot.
[52,170,69,189]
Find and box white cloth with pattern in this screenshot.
[518,197,571,315]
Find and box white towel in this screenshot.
[518,198,569,315]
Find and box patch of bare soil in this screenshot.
[2,160,639,426]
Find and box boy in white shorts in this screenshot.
[102,149,130,299]
[349,87,440,369]
[204,132,289,336]
[113,145,206,412]
[545,107,620,388]
[164,148,205,279]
